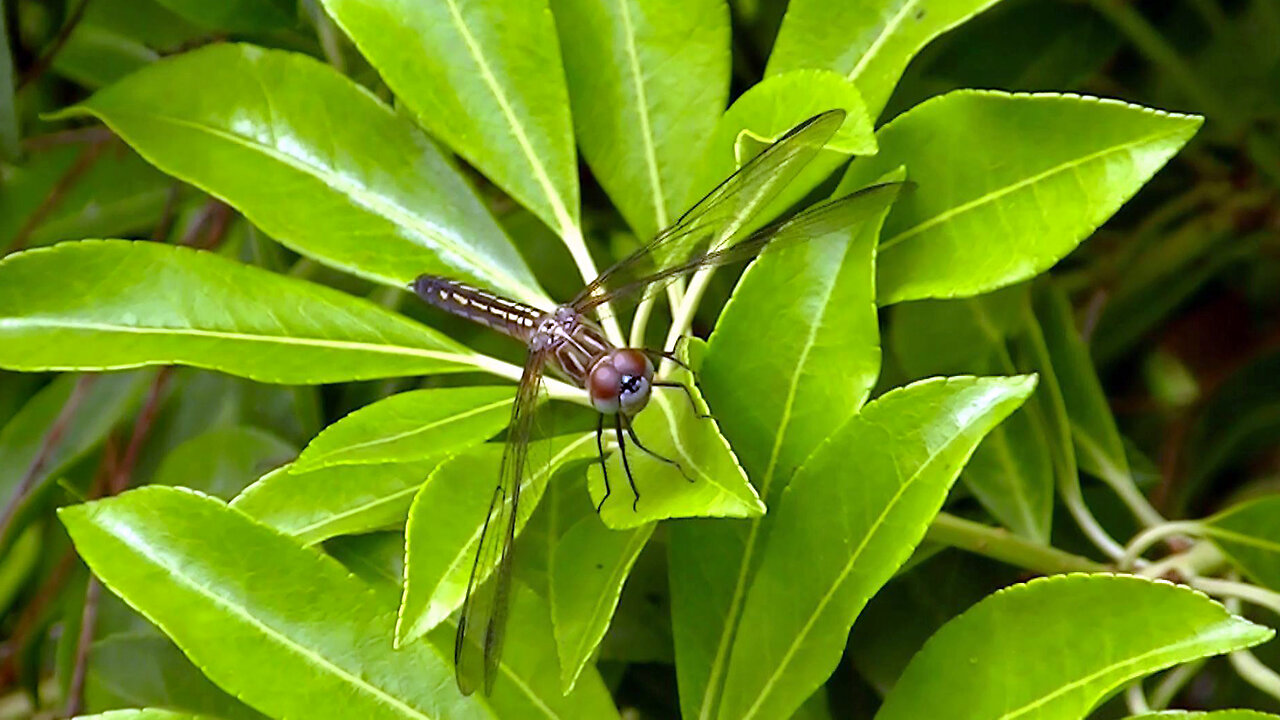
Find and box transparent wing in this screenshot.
[573,181,904,313]
[570,109,847,310]
[454,348,549,696]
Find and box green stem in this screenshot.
[1119,520,1204,571]
[926,512,1107,574]
[1149,659,1204,710]
[1229,649,1280,703]
[1192,576,1280,618]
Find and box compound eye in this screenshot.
[588,361,622,414]
[612,349,652,379]
[619,374,651,415]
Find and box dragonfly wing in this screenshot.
[454,348,549,696]
[574,181,905,312]
[571,109,847,310]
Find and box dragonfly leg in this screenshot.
[623,415,695,484]
[643,347,693,373]
[595,414,611,513]
[653,381,713,419]
[614,415,642,512]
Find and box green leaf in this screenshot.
[1131,707,1280,712]
[62,486,615,720]
[767,0,1010,118]
[0,7,19,161]
[588,364,763,529]
[1204,496,1280,592]
[74,710,223,720]
[1034,282,1134,488]
[0,240,479,383]
[55,44,545,304]
[331,500,621,719]
[0,524,40,617]
[716,374,1037,720]
[397,436,596,644]
[152,0,295,31]
[876,574,1274,719]
[293,386,514,473]
[840,91,1203,305]
[687,69,876,228]
[320,0,581,242]
[549,492,653,693]
[60,486,480,720]
[233,458,439,545]
[887,286,1053,541]
[0,145,173,250]
[326,531,405,589]
[86,634,267,720]
[671,176,899,719]
[550,0,729,240]
[152,426,296,500]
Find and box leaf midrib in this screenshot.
[299,396,513,469]
[440,0,576,237]
[738,407,990,720]
[697,256,847,720]
[878,126,1192,251]
[997,630,1249,719]
[97,515,434,720]
[0,317,464,362]
[615,0,668,230]
[90,107,541,303]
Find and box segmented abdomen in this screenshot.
[411,276,542,342]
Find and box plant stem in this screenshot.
[562,224,625,346]
[1149,659,1204,709]
[1125,681,1152,716]
[1192,576,1280,618]
[1230,648,1280,702]
[1119,520,1204,571]
[926,512,1107,574]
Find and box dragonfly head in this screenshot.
[588,349,654,416]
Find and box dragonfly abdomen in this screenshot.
[412,276,542,341]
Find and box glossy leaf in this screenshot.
[153,0,295,31]
[839,91,1202,304]
[550,0,729,240]
[888,286,1052,541]
[1204,497,1280,592]
[61,486,486,720]
[232,458,441,545]
[672,177,898,719]
[687,70,876,228]
[1035,282,1133,487]
[717,375,1037,720]
[86,634,267,720]
[293,386,514,472]
[876,574,1273,719]
[397,436,596,644]
[320,0,581,241]
[55,44,545,303]
[1131,707,1280,712]
[0,240,479,383]
[549,488,654,692]
[588,364,763,529]
[767,0,1009,118]
[62,486,615,720]
[152,426,295,500]
[75,711,222,720]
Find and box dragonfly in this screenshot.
[411,109,901,696]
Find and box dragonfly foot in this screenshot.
[653,381,712,420]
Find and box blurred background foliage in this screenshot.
[3,0,1280,717]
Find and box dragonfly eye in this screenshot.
[588,362,622,415]
[613,349,654,415]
